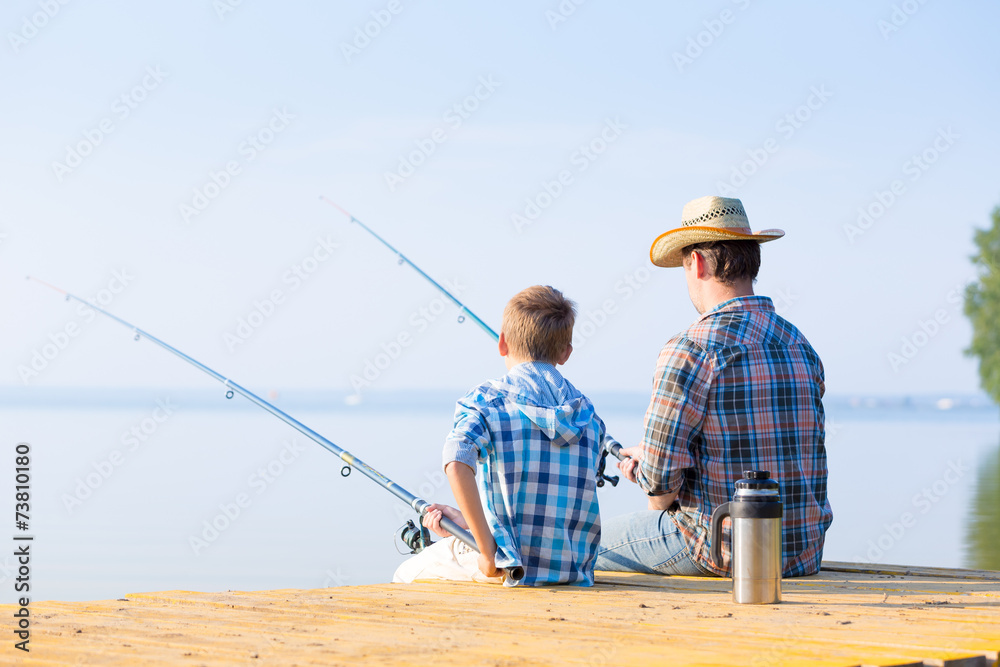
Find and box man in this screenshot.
[596,195,832,577]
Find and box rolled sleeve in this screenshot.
[593,414,614,473]
[442,403,491,472]
[817,356,826,399]
[636,337,712,495]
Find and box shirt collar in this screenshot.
[697,295,775,322]
[501,361,568,405]
[506,360,561,382]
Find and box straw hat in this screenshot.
[649,196,785,268]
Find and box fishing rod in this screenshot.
[27,276,524,583]
[319,201,631,485]
[320,197,499,342]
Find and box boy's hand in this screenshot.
[478,551,501,579]
[421,504,468,538]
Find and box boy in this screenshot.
[393,285,610,586]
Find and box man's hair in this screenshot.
[502,285,576,364]
[681,240,761,285]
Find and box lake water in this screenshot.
[1,388,997,603]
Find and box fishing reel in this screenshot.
[596,448,619,488]
[399,519,433,554]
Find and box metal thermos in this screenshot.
[710,470,783,604]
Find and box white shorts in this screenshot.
[392,536,505,585]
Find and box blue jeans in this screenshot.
[596,510,716,576]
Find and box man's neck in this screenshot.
[699,281,755,314]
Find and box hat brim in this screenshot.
[650,226,785,268]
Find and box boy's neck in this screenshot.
[504,355,544,371]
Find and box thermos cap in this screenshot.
[735,470,780,493]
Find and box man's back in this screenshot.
[642,295,832,576]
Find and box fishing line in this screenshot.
[27,275,524,582]
[319,201,631,483]
[320,197,499,341]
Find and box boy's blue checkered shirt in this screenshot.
[443,361,606,587]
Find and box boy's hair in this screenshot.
[502,286,576,364]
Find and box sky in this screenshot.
[2,0,999,400]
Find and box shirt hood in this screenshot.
[491,361,593,447]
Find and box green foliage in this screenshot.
[964,205,1000,406]
[965,443,1000,571]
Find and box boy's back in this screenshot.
[393,285,609,587]
[444,361,604,586]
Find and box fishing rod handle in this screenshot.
[435,513,525,582]
[605,438,628,461]
[605,437,647,489]
[605,439,666,499]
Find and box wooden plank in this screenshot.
[822,562,1000,582]
[4,568,998,666]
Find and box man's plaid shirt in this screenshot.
[443,362,605,587]
[635,296,833,577]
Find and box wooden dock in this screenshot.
[5,562,999,666]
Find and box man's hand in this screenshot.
[617,446,681,508]
[421,503,468,538]
[617,445,645,484]
[478,551,501,579]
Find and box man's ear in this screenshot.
[691,250,710,280]
[498,331,509,357]
[555,343,573,366]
